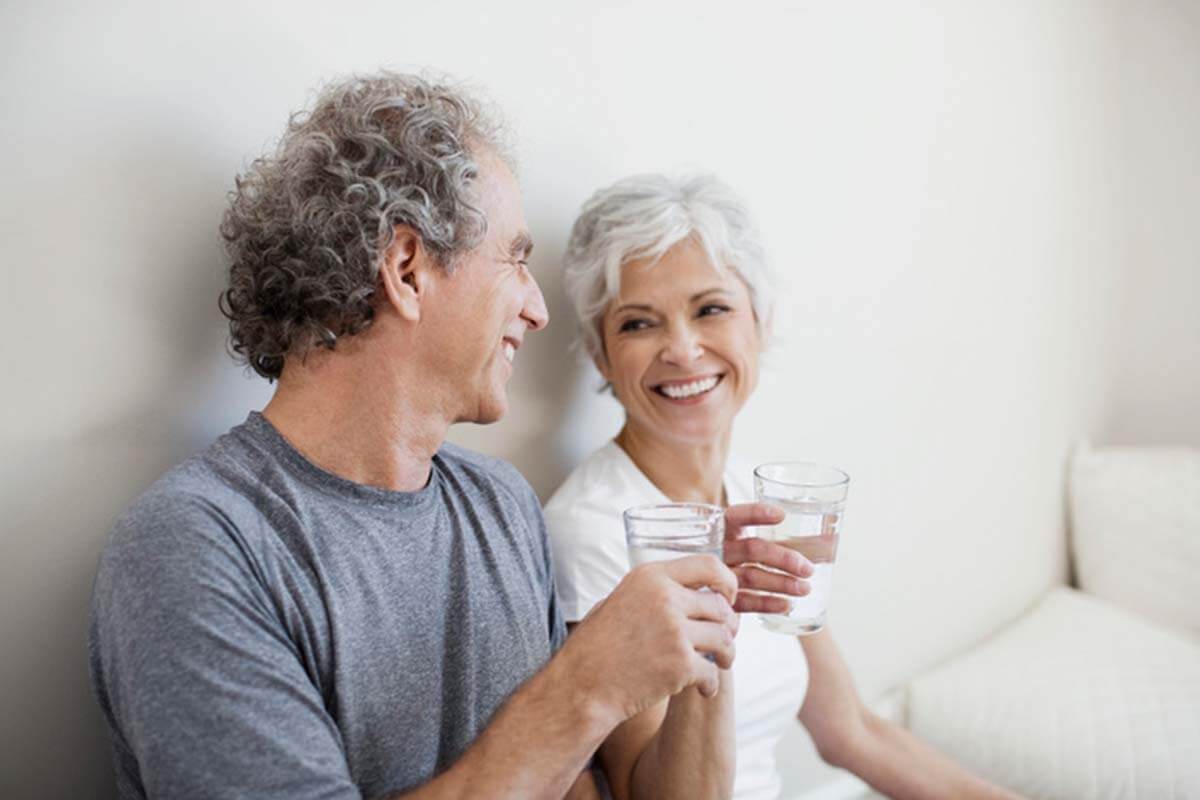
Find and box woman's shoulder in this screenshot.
[546,442,639,513]
[724,452,762,504]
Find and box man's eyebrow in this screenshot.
[509,232,534,259]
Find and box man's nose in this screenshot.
[521,272,549,332]
[660,322,703,365]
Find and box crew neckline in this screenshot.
[241,411,439,511]
[603,439,736,507]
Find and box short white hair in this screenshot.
[562,173,775,362]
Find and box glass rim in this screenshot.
[753,461,850,488]
[622,502,724,524]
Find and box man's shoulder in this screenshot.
[103,427,271,564]
[437,441,539,509]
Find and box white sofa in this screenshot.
[896,445,1200,799]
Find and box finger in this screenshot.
[733,565,810,597]
[691,652,721,698]
[725,537,813,578]
[685,619,736,669]
[724,502,786,540]
[733,591,793,615]
[659,554,738,606]
[679,586,738,626]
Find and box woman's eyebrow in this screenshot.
[612,302,654,314]
[614,288,731,314]
[691,287,732,301]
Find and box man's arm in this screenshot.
[389,555,740,800]
[91,498,366,799]
[93,500,737,800]
[798,630,1023,800]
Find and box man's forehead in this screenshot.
[474,151,528,242]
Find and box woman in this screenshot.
[545,174,1018,800]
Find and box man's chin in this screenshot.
[465,392,509,426]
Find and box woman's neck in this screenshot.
[615,422,731,506]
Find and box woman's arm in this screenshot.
[570,622,737,800]
[798,630,1023,800]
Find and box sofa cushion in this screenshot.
[906,587,1200,799]
[1069,444,1200,634]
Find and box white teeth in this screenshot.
[503,342,515,363]
[660,376,719,399]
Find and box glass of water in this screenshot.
[624,503,725,566]
[753,463,850,635]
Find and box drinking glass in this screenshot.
[753,463,849,635]
[624,503,725,660]
[624,503,725,566]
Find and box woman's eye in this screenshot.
[619,319,650,333]
[698,304,732,317]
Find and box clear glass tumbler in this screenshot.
[624,503,725,566]
[753,463,850,635]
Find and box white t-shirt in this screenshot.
[544,442,809,800]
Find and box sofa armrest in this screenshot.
[1068,442,1200,635]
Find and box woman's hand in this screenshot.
[722,502,813,614]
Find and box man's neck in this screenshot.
[261,341,450,493]
[615,423,732,506]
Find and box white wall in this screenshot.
[0,1,1194,797]
[1105,3,1200,448]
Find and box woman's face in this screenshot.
[598,237,762,446]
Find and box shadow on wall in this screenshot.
[0,121,266,798]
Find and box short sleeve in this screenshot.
[543,496,631,623]
[88,494,360,800]
[524,500,568,652]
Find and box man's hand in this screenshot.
[723,502,814,614]
[559,555,739,726]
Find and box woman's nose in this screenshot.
[660,323,703,365]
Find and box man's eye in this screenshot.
[698,304,732,317]
[619,319,650,333]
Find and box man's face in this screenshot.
[419,152,548,425]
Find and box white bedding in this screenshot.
[906,587,1200,800]
[1069,445,1200,635]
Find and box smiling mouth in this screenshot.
[653,374,724,400]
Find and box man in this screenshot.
[88,72,805,799]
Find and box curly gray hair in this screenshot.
[562,173,775,364]
[219,71,507,380]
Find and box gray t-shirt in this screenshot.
[88,412,566,799]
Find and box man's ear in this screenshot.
[378,226,428,322]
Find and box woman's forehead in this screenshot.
[614,255,742,305]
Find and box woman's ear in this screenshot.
[591,339,612,383]
[592,352,614,395]
[378,226,426,322]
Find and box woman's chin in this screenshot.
[642,416,730,447]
